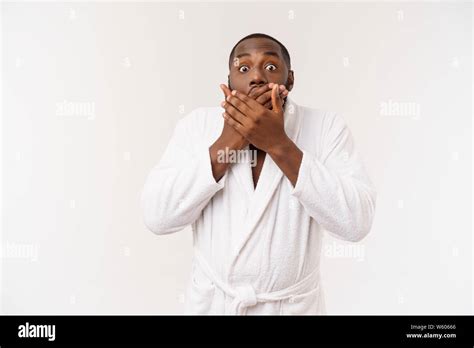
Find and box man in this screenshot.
[141,33,377,315]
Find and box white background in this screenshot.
[1,1,472,314]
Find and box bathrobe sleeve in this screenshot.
[141,109,226,235]
[291,112,377,242]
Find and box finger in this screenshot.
[226,93,254,116]
[220,84,233,99]
[249,84,271,99]
[271,84,283,114]
[255,90,273,105]
[223,112,246,136]
[258,89,288,105]
[222,101,250,126]
[257,90,287,111]
[230,90,261,111]
[268,83,288,94]
[275,84,287,94]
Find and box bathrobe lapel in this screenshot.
[228,97,302,271]
[228,144,255,199]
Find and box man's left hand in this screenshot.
[248,83,288,110]
[221,84,289,153]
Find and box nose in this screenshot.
[249,68,267,90]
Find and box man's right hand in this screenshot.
[209,84,248,182]
[218,84,249,150]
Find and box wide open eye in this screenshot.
[239,65,249,73]
[265,64,277,71]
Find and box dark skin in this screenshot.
[210,37,302,188]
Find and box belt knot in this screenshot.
[231,284,257,314]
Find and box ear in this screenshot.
[286,70,295,92]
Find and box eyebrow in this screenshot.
[235,51,280,59]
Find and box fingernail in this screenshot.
[221,101,225,107]
[279,85,285,91]
[226,96,231,101]
[268,83,274,88]
[231,90,236,95]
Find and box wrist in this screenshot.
[267,136,293,159]
[216,134,247,151]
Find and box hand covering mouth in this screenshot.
[247,86,257,95]
[248,85,265,95]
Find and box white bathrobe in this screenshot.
[141,96,377,315]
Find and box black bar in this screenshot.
[0,315,472,346]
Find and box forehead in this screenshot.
[233,37,283,59]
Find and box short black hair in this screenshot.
[228,33,291,70]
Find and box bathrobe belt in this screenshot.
[194,248,320,315]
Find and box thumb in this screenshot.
[271,84,283,114]
[220,84,232,98]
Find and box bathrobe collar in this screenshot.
[227,96,303,271]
